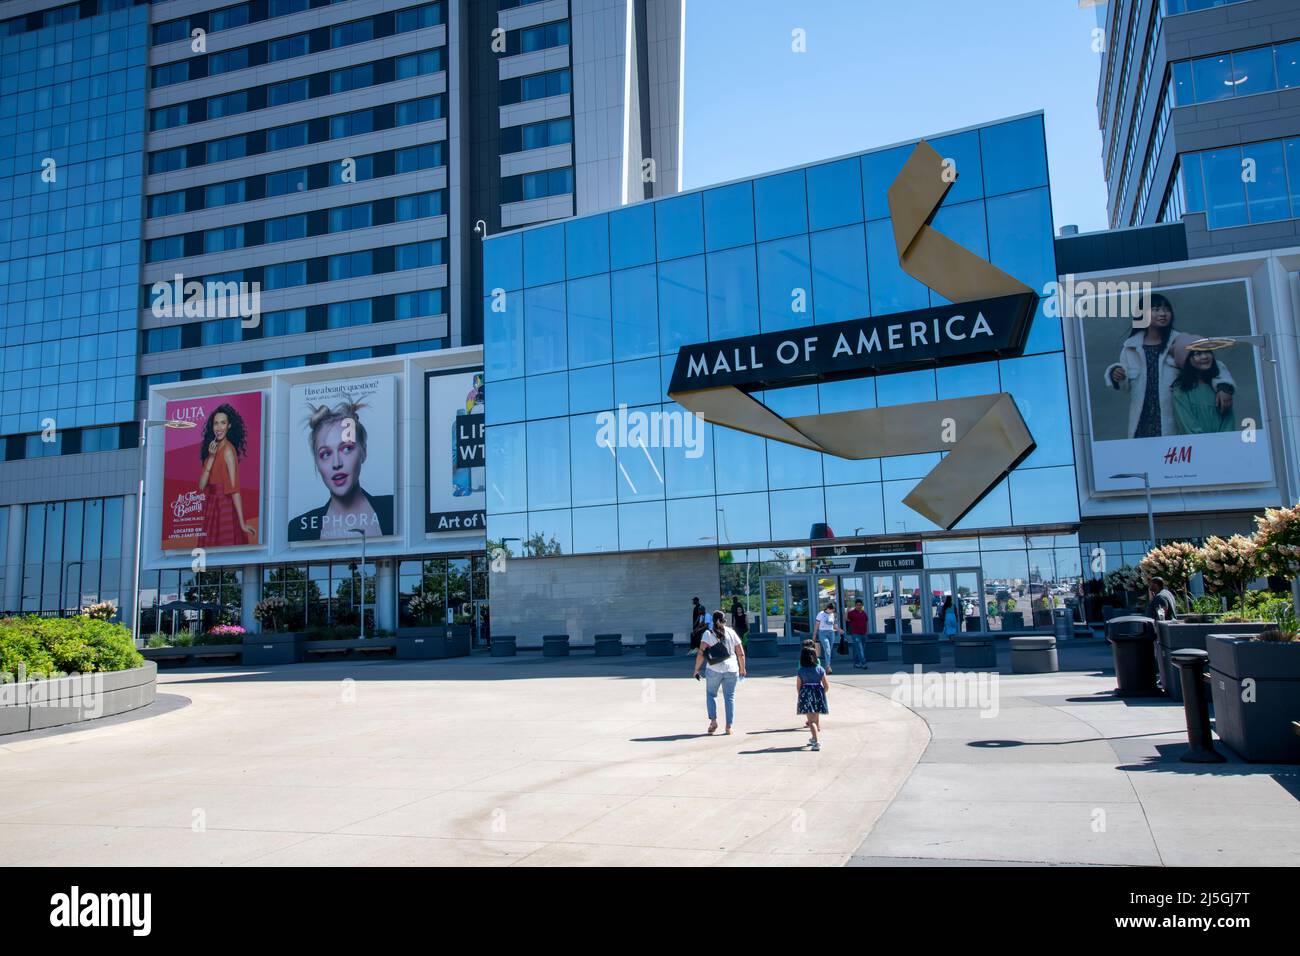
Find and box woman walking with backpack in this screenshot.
[693,610,747,735]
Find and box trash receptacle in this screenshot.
[1053,608,1073,642]
[1106,615,1160,697]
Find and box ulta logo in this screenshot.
[49,886,152,937]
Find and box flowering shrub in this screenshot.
[207,624,246,638]
[80,601,117,622]
[1194,534,1258,601]
[1138,541,1197,594]
[406,590,440,623]
[253,596,287,632]
[1103,565,1143,595]
[1253,503,1300,577]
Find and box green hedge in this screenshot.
[0,615,143,680]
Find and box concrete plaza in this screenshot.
[1,641,1297,866]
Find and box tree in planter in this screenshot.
[253,596,287,633]
[1138,541,1197,611]
[1103,565,1143,606]
[1194,534,1259,613]
[1253,502,1300,579]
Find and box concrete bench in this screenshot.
[901,634,939,666]
[953,636,996,669]
[491,635,517,657]
[593,633,623,657]
[305,646,349,659]
[745,632,778,658]
[354,644,395,656]
[195,651,240,663]
[542,634,570,657]
[644,633,675,657]
[150,652,189,666]
[863,635,889,662]
[1010,635,1059,673]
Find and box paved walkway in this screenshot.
[1,641,1297,866]
[0,652,928,866]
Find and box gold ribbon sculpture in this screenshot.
[667,140,1039,530]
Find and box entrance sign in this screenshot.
[668,139,1040,533]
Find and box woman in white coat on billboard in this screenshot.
[1103,293,1234,439]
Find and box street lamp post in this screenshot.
[349,528,367,639]
[1111,472,1156,550]
[132,418,196,646]
[64,560,83,617]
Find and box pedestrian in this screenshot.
[731,597,749,645]
[796,643,829,751]
[941,595,959,640]
[814,600,841,674]
[846,597,870,669]
[1147,577,1178,622]
[693,610,747,735]
[690,596,707,651]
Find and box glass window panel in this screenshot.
[753,170,808,241]
[486,423,527,513]
[824,483,885,537]
[1229,45,1276,98]
[612,265,659,361]
[702,182,755,252]
[1009,465,1079,526]
[809,224,869,324]
[654,194,704,260]
[614,358,660,408]
[867,218,929,315]
[861,145,911,221]
[1190,52,1234,102]
[525,372,568,419]
[806,157,864,231]
[568,364,614,415]
[927,201,988,306]
[528,509,571,555]
[524,283,567,375]
[951,476,1012,531]
[757,236,813,332]
[565,213,609,278]
[1202,146,1248,228]
[657,256,708,351]
[882,451,941,482]
[487,376,525,425]
[769,488,826,541]
[667,496,719,549]
[1287,139,1300,216]
[937,360,1000,399]
[1277,41,1300,90]
[1172,59,1195,105]
[484,292,523,380]
[566,275,612,368]
[1242,139,1288,223]
[572,505,618,553]
[570,414,618,506]
[484,232,522,292]
[487,513,527,550]
[716,492,769,545]
[615,431,665,501]
[819,379,880,485]
[705,246,760,339]
[985,188,1059,354]
[527,418,570,509]
[1183,152,1206,213]
[523,224,565,287]
[980,116,1049,195]
[618,501,666,551]
[883,478,941,535]
[877,368,936,407]
[662,405,714,498]
[609,203,656,269]
[713,427,766,494]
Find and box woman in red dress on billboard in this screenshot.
[198,404,257,546]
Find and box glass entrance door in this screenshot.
[761,577,786,639]
[869,574,901,637]
[786,577,813,645]
[925,568,984,632]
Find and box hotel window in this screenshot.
[265,261,308,290]
[266,168,308,197]
[396,143,443,172]
[149,147,187,173]
[395,241,444,270]
[146,236,184,263]
[151,103,188,131]
[270,0,310,15]
[1173,41,1300,106]
[209,47,251,75]
[396,289,445,319]
[500,68,570,105]
[328,204,374,233]
[153,19,188,44]
[268,34,309,61]
[507,20,569,55]
[500,167,574,203]
[331,19,375,46]
[331,64,375,93]
[209,4,250,31]
[267,123,309,151]
[395,191,443,221]
[206,180,247,207]
[204,225,244,254]
[149,191,186,218]
[208,90,249,119]
[266,214,309,243]
[395,96,442,126]
[207,135,248,163]
[1181,136,1300,228]
[395,3,442,32]
[500,117,573,154]
[396,49,444,79]
[268,77,310,106]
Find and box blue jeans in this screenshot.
[817,631,835,670]
[851,634,867,666]
[705,669,739,726]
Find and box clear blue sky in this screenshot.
[682,0,1109,233]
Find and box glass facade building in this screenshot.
[483,114,1079,554]
[0,3,147,436]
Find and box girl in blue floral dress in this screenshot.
[796,645,829,750]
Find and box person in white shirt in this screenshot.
[693,610,747,734]
[814,601,841,674]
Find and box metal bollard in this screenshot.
[1171,648,1224,764]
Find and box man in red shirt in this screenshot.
[846,598,870,669]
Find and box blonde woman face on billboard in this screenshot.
[313,419,367,499]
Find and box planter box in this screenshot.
[396,629,470,659]
[490,635,517,658]
[901,634,939,666]
[2,662,156,735]
[1156,621,1272,702]
[142,644,244,667]
[593,633,623,657]
[302,638,396,660]
[243,632,305,665]
[746,632,778,658]
[864,635,889,662]
[542,634,570,657]
[1207,635,1300,763]
[644,632,675,657]
[954,637,996,669]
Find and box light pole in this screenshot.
[132,418,196,646]
[63,560,83,617]
[349,528,367,639]
[1111,472,1156,550]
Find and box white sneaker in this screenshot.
[808,736,816,747]
[811,741,821,751]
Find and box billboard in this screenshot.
[1078,280,1271,491]
[160,391,263,551]
[426,368,485,533]
[287,375,398,542]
